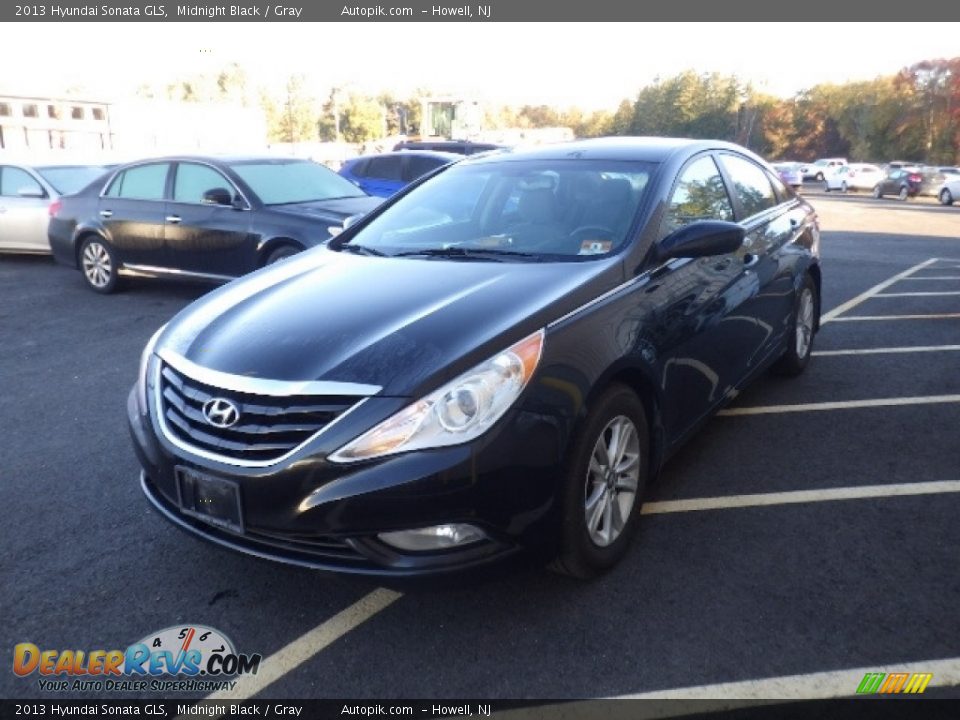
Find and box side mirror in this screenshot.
[17,186,45,199]
[657,220,745,261]
[201,187,233,207]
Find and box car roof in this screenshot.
[459,137,747,165]
[351,150,462,162]
[114,155,312,166]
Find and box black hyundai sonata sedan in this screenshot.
[49,156,382,293]
[129,138,821,578]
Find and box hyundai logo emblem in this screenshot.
[202,398,241,429]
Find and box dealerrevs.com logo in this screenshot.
[13,625,262,693]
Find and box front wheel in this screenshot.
[841,181,848,193]
[79,236,119,293]
[265,244,301,265]
[940,188,954,206]
[551,384,649,579]
[773,274,818,377]
[872,185,883,199]
[898,186,909,201]
[816,172,825,182]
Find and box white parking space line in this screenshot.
[813,345,960,356]
[612,656,960,700]
[642,481,960,515]
[898,276,960,281]
[718,394,960,416]
[875,291,960,297]
[820,258,938,323]
[202,588,402,704]
[828,313,960,321]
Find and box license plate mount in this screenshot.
[175,467,244,534]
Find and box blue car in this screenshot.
[339,151,461,198]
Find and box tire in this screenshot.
[265,244,301,265]
[773,274,818,377]
[824,184,831,192]
[841,181,848,193]
[940,188,954,206]
[872,185,882,199]
[815,172,824,182]
[898,186,909,201]
[550,384,649,579]
[78,236,119,294]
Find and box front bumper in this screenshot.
[129,385,565,576]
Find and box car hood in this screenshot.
[268,196,383,223]
[158,249,622,397]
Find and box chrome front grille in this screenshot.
[157,362,359,464]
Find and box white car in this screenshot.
[0,163,108,254]
[772,161,803,189]
[801,158,847,181]
[825,163,884,193]
[939,175,960,206]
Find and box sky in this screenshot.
[4,22,960,110]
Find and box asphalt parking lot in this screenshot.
[2,188,959,703]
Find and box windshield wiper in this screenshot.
[391,247,538,261]
[337,243,387,257]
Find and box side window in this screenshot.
[0,167,43,197]
[663,155,734,235]
[765,170,791,201]
[173,163,232,204]
[366,156,403,181]
[403,156,445,182]
[349,159,369,178]
[720,154,777,218]
[105,164,169,201]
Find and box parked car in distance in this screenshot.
[872,167,925,200]
[801,157,847,181]
[338,150,460,198]
[938,174,960,205]
[772,161,803,189]
[916,166,957,198]
[130,137,822,579]
[393,139,509,155]
[824,163,884,193]
[0,163,107,254]
[49,156,382,293]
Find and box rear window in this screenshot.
[230,160,365,205]
[35,166,106,195]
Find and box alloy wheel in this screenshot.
[82,241,113,289]
[796,287,815,359]
[583,415,640,547]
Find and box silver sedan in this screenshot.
[0,163,108,254]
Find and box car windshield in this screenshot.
[340,159,655,261]
[229,159,365,205]
[36,165,107,194]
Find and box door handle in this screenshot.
[789,217,799,228]
[165,215,182,224]
[99,210,113,218]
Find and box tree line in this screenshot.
[136,58,960,164]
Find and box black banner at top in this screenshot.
[3,0,959,22]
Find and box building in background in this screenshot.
[0,93,267,161]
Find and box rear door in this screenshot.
[402,155,449,186]
[0,166,49,251]
[359,156,404,197]
[99,162,171,267]
[163,161,254,277]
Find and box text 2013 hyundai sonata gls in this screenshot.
[129,138,821,578]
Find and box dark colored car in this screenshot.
[129,137,821,579]
[339,151,461,198]
[392,140,508,155]
[872,168,926,200]
[49,156,382,293]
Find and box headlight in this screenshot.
[329,329,545,462]
[136,324,167,413]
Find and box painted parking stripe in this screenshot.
[875,291,960,297]
[718,394,960,416]
[828,313,960,321]
[613,656,960,700]
[642,481,960,515]
[813,345,960,356]
[897,276,960,280]
[203,588,402,704]
[820,258,938,323]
